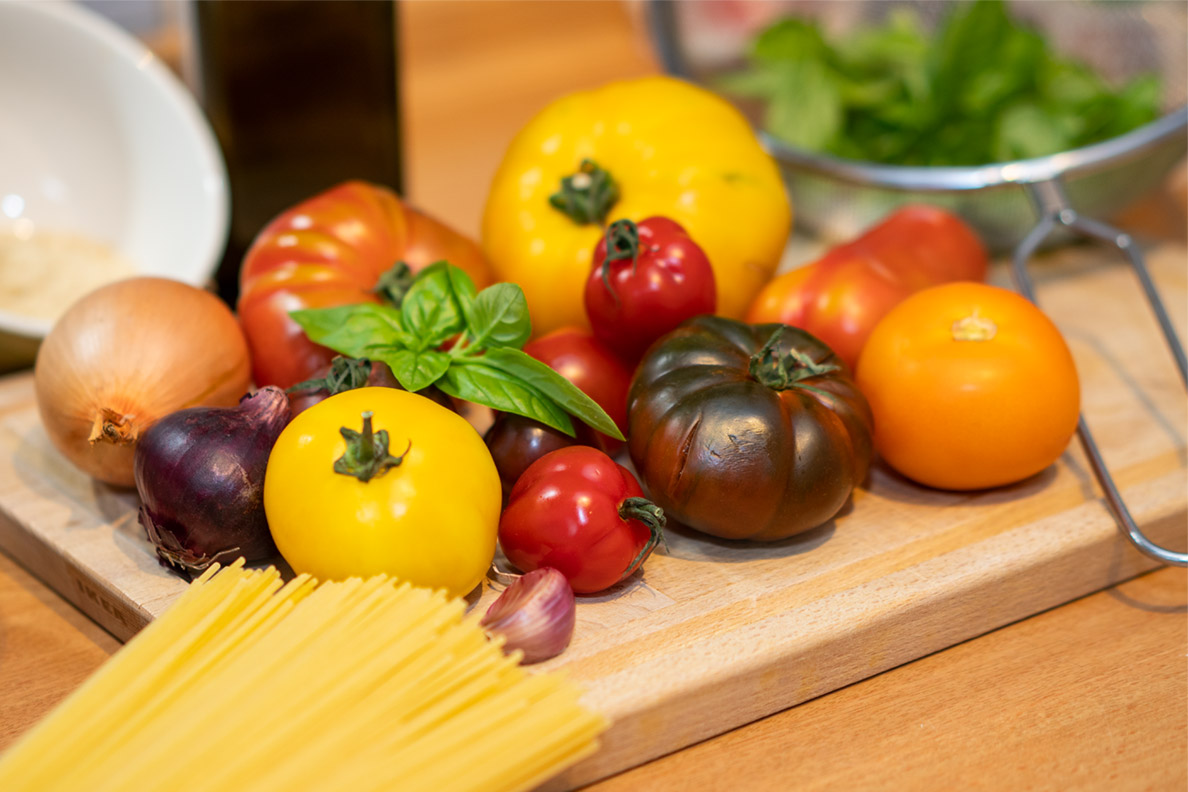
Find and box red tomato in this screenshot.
[584,217,717,363]
[746,205,987,370]
[238,181,492,389]
[499,446,664,594]
[522,327,631,454]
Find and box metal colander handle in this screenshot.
[1012,179,1188,567]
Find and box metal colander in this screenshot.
[648,0,1188,566]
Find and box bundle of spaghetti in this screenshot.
[0,560,606,792]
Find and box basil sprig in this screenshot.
[290,262,623,440]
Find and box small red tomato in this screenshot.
[499,446,664,594]
[584,217,717,363]
[522,327,631,454]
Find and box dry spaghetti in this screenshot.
[0,561,605,792]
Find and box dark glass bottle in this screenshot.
[191,0,403,305]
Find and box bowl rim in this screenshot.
[646,0,1188,192]
[0,0,230,341]
[758,107,1188,192]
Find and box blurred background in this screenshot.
[79,0,662,305]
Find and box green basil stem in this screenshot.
[749,328,840,390]
[618,496,667,581]
[334,411,412,483]
[373,260,415,308]
[599,218,640,301]
[549,158,620,226]
[286,356,373,396]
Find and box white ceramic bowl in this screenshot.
[0,0,228,369]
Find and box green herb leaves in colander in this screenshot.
[719,0,1162,166]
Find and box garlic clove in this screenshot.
[480,567,575,664]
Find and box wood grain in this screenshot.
[2,3,1186,790]
[0,551,118,750]
[585,565,1188,792]
[0,243,1183,787]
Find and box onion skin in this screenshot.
[134,387,290,575]
[34,277,251,487]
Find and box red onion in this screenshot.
[133,386,290,576]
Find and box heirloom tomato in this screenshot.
[238,181,492,390]
[264,387,501,598]
[585,217,717,363]
[628,315,873,541]
[483,76,791,336]
[499,446,664,594]
[746,205,987,370]
[855,282,1080,491]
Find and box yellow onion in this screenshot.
[34,277,252,487]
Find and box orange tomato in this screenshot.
[855,282,1080,491]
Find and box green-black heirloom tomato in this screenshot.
[627,316,874,541]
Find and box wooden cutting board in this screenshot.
[0,244,1184,789]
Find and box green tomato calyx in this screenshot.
[287,356,373,397]
[372,260,415,309]
[617,496,667,582]
[599,218,640,303]
[549,158,620,226]
[749,327,840,390]
[334,411,412,483]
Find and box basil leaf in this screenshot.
[446,264,478,309]
[401,261,467,349]
[467,282,531,349]
[379,348,451,393]
[480,347,624,440]
[751,17,826,63]
[438,360,575,436]
[291,303,410,359]
[764,59,842,152]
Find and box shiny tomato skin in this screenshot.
[746,205,987,370]
[628,315,873,541]
[264,387,502,598]
[499,446,658,594]
[855,282,1080,491]
[238,181,492,390]
[522,327,631,454]
[483,412,580,499]
[584,217,717,363]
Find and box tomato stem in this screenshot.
[334,411,412,482]
[618,496,667,581]
[599,219,640,303]
[372,261,415,309]
[749,327,840,390]
[951,313,997,341]
[549,159,619,226]
[287,356,373,396]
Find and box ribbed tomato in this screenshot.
[238,181,492,389]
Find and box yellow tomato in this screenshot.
[483,76,792,336]
[855,283,1081,491]
[264,387,501,597]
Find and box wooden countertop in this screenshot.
[2,2,1185,789]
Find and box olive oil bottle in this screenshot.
[189,0,403,305]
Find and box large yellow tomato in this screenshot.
[264,387,501,597]
[483,76,792,336]
[855,283,1081,491]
